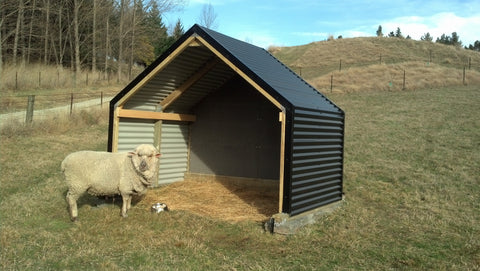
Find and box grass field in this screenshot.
[1,86,479,270]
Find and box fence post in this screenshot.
[86,73,89,86]
[70,93,74,115]
[330,74,333,92]
[26,95,35,124]
[101,91,103,107]
[38,71,41,88]
[15,71,18,91]
[339,59,342,71]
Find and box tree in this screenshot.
[92,0,97,72]
[117,0,125,82]
[421,32,433,42]
[388,31,395,37]
[198,3,218,29]
[12,0,25,66]
[171,19,184,39]
[436,32,462,47]
[376,25,383,37]
[73,0,81,77]
[395,27,403,38]
[467,40,480,51]
[451,32,462,47]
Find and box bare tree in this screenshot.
[12,0,25,66]
[43,0,50,65]
[73,0,81,83]
[198,3,218,29]
[117,0,126,82]
[128,0,137,80]
[92,0,97,72]
[26,0,37,64]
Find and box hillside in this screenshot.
[272,37,480,92]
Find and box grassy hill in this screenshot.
[1,86,479,269]
[271,37,480,92]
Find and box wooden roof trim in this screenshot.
[116,35,198,107]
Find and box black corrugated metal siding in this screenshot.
[289,107,344,216]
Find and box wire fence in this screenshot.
[0,92,114,126]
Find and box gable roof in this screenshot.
[110,24,343,114]
[196,25,342,113]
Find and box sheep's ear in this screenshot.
[128,152,137,157]
[155,153,161,158]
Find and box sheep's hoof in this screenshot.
[71,217,77,222]
[121,213,128,218]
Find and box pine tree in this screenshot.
[421,32,433,42]
[395,27,403,38]
[376,25,383,37]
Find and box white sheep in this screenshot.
[61,144,161,221]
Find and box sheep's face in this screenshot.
[129,144,161,179]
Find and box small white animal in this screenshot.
[61,144,161,221]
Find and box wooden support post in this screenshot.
[330,74,333,92]
[70,93,74,115]
[26,95,35,124]
[278,110,286,213]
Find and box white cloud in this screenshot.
[380,12,480,45]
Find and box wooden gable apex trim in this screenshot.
[116,35,198,107]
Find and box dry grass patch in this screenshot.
[142,178,279,223]
[312,61,480,93]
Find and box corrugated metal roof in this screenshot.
[195,25,343,114]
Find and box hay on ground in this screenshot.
[142,178,279,222]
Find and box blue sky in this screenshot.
[164,0,480,48]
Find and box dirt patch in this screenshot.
[142,178,279,222]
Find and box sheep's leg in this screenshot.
[121,194,131,217]
[66,191,80,222]
[126,196,132,210]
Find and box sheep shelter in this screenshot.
[108,25,345,233]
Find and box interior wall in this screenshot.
[189,76,281,180]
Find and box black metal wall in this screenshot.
[288,107,344,216]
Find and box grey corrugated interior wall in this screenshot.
[189,77,281,180]
[289,108,344,216]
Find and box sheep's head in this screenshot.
[129,144,161,180]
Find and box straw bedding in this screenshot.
[142,178,279,222]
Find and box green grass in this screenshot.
[1,86,479,270]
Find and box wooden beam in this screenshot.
[118,109,196,122]
[116,36,198,107]
[278,110,286,213]
[160,57,219,109]
[112,106,122,152]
